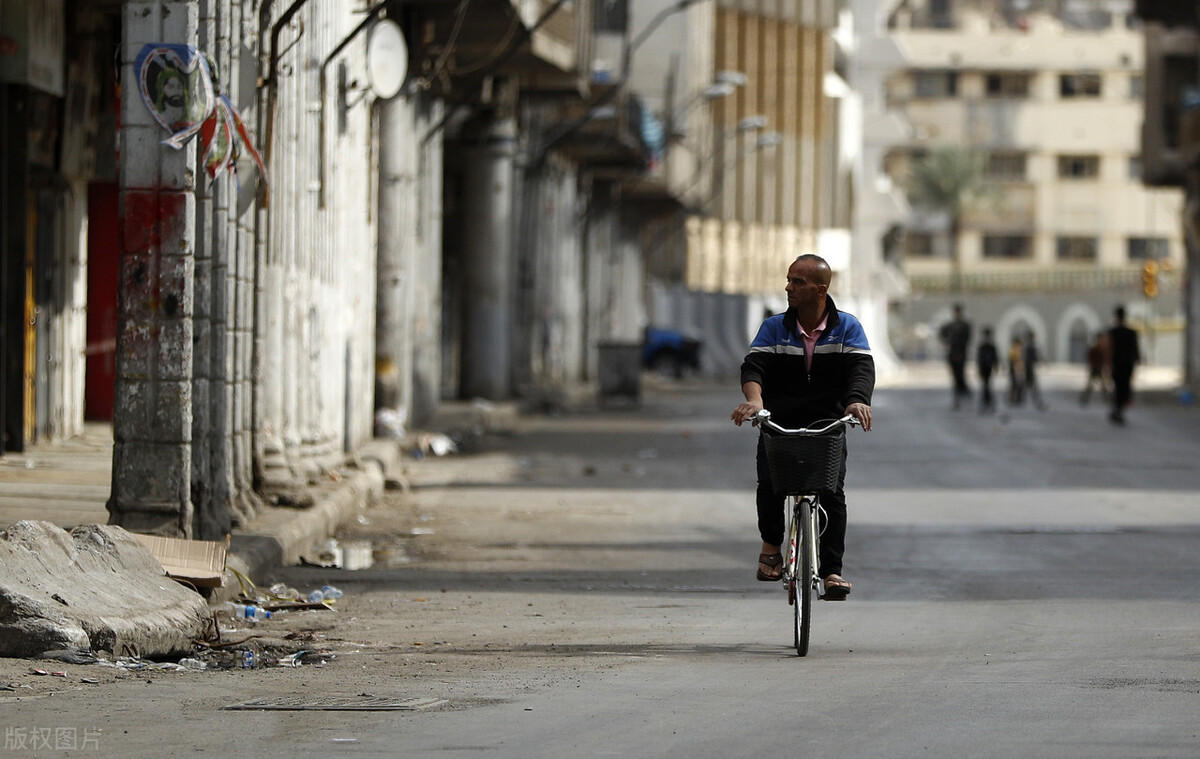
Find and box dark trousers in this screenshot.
[979,370,994,411]
[950,359,969,404]
[1112,367,1133,412]
[756,436,848,578]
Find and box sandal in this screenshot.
[821,575,851,600]
[756,553,783,582]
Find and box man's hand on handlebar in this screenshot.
[845,402,872,432]
[730,401,763,426]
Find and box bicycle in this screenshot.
[752,410,859,657]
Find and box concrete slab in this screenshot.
[0,521,210,658]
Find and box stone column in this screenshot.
[411,97,444,426]
[459,112,517,399]
[376,95,417,423]
[108,0,199,537]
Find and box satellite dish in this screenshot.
[366,20,408,99]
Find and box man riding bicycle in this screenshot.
[730,254,874,599]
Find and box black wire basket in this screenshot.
[761,424,845,495]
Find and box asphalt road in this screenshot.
[4,374,1199,758]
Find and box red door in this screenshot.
[85,182,118,421]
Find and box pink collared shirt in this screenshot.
[797,314,828,373]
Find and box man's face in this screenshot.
[785,260,826,310]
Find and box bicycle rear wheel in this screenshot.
[784,496,800,606]
[794,497,815,656]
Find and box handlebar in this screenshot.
[751,410,859,435]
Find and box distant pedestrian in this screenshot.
[1007,335,1025,405]
[1107,306,1141,425]
[939,304,972,409]
[1023,331,1047,410]
[976,327,998,414]
[1079,331,1110,406]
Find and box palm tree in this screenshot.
[906,144,997,293]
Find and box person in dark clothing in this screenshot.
[1023,331,1048,411]
[976,327,998,414]
[1080,331,1110,406]
[940,304,972,409]
[1108,306,1141,425]
[731,254,874,600]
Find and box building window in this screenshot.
[1130,74,1144,99]
[1057,154,1100,178]
[913,71,958,98]
[985,73,1031,98]
[1128,237,1169,261]
[982,234,1032,259]
[1056,236,1098,261]
[1060,72,1102,98]
[1163,55,1200,149]
[985,152,1027,181]
[594,0,627,33]
[903,231,936,258]
[1129,155,1142,180]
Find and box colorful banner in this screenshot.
[134,44,268,184]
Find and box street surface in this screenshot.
[4,370,1200,757]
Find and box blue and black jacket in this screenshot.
[740,296,875,428]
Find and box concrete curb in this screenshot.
[214,442,397,605]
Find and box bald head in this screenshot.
[794,254,832,287]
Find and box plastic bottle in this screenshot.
[307,589,325,603]
[228,603,272,621]
[321,585,343,600]
[240,650,256,668]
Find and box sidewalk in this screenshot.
[0,399,519,604]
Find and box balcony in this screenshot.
[413,0,593,100]
[962,183,1037,229]
[907,266,1142,294]
[554,90,663,175]
[507,0,593,93]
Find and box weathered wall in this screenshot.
[190,0,259,537]
[585,183,647,378]
[113,0,391,536]
[516,156,586,399]
[377,93,445,429]
[256,2,380,491]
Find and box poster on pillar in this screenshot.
[134,44,268,184]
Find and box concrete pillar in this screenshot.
[411,98,444,426]
[191,0,248,539]
[108,0,199,537]
[459,114,517,399]
[376,96,416,422]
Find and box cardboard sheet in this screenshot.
[133,533,227,588]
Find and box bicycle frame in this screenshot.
[752,410,857,656]
[788,496,822,587]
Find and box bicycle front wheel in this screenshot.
[794,497,815,657]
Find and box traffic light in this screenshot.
[1142,260,1159,298]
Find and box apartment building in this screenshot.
[683,0,844,301]
[611,0,853,376]
[1136,0,1200,389]
[885,0,1185,365]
